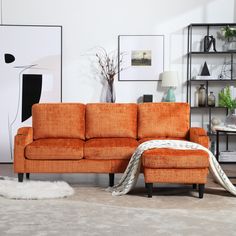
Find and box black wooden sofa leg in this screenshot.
[18,173,24,182]
[192,184,197,189]
[26,173,30,180]
[146,183,153,198]
[198,184,205,199]
[109,173,114,187]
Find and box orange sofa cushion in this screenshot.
[142,148,209,168]
[84,138,138,160]
[32,103,85,140]
[138,103,190,139]
[25,139,84,160]
[86,103,137,139]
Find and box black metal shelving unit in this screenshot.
[187,23,236,127]
[187,23,236,162]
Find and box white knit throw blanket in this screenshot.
[108,140,236,196]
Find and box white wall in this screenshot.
[1,0,235,103]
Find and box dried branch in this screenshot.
[94,47,124,83]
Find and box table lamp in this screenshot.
[161,71,178,102]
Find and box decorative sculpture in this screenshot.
[201,62,210,76]
[203,35,217,52]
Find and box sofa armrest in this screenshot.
[189,127,209,149]
[14,127,33,173]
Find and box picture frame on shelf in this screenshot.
[118,35,164,81]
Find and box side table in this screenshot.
[214,125,236,181]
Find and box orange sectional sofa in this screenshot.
[14,102,209,197]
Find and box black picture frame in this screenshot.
[118,35,164,81]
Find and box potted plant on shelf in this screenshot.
[219,86,236,128]
[221,25,236,51]
[95,47,124,103]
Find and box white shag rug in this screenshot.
[0,176,74,200]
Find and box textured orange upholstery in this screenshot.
[144,168,209,184]
[14,127,33,173]
[84,138,138,160]
[32,103,85,140]
[142,148,209,168]
[24,159,129,173]
[17,127,33,136]
[189,127,209,148]
[25,139,84,160]
[86,103,137,139]
[14,102,210,189]
[138,103,190,139]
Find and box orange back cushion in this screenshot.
[32,103,85,140]
[86,103,137,139]
[138,103,190,139]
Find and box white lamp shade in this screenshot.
[161,71,178,87]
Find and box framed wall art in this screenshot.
[118,35,164,81]
[0,24,62,162]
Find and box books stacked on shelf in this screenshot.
[219,151,236,162]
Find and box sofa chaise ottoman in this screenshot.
[138,103,209,198]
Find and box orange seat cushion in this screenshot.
[84,138,138,160]
[142,148,209,168]
[32,103,85,140]
[86,103,137,139]
[25,139,84,160]
[138,103,190,139]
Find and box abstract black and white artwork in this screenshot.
[0,25,62,162]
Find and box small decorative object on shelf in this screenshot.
[195,62,214,80]
[143,94,153,103]
[201,62,210,76]
[219,85,236,128]
[221,25,236,51]
[219,86,236,110]
[95,47,124,103]
[203,35,217,52]
[211,117,221,132]
[225,110,236,129]
[208,91,216,107]
[219,60,236,80]
[198,84,206,107]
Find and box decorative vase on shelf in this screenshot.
[208,91,215,107]
[225,37,236,51]
[106,80,116,103]
[198,84,206,107]
[194,89,199,107]
[225,109,236,129]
